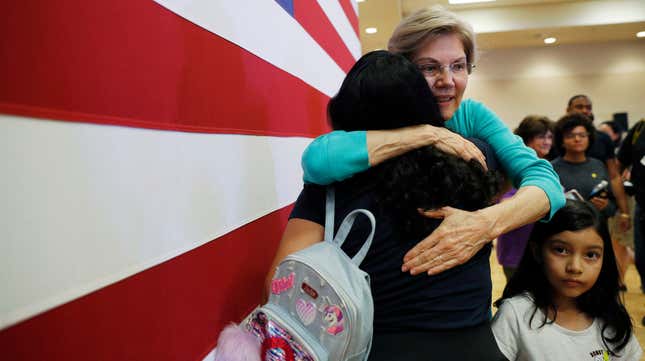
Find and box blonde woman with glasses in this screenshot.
[301,6,564,280]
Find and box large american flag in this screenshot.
[0,1,360,359]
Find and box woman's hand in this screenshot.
[367,125,487,171]
[589,196,609,211]
[430,126,487,171]
[401,206,494,276]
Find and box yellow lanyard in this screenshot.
[632,121,645,145]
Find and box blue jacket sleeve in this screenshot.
[450,100,565,220]
[301,130,369,184]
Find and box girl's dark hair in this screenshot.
[495,200,633,355]
[554,113,596,155]
[328,50,442,131]
[514,115,553,144]
[329,50,500,238]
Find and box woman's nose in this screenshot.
[430,74,455,89]
[432,71,454,87]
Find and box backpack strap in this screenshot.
[324,187,376,266]
[324,187,335,243]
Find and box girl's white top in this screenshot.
[492,293,642,361]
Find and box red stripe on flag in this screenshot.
[339,0,360,37]
[0,205,293,361]
[0,1,329,137]
[294,1,356,73]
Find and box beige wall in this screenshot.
[464,40,645,130]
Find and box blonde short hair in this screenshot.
[388,5,476,65]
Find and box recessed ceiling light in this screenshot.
[365,27,377,34]
[449,0,496,4]
[544,37,557,44]
[637,31,645,38]
[357,0,365,2]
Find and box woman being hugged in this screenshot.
[268,51,506,360]
[492,200,642,360]
[302,5,564,276]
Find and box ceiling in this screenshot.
[358,0,645,53]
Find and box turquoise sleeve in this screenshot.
[301,131,369,184]
[458,100,565,220]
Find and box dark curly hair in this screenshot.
[329,50,500,238]
[554,113,595,156]
[375,144,500,239]
[495,200,633,355]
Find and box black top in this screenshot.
[587,131,616,163]
[618,121,645,205]
[551,157,616,218]
[290,140,498,332]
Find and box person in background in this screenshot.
[600,120,624,150]
[618,119,645,303]
[496,115,554,281]
[299,5,565,278]
[601,119,635,289]
[566,95,630,232]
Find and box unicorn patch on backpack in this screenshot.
[323,305,344,336]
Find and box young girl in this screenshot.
[492,200,642,360]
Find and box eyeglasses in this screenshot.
[416,61,475,78]
[564,132,589,139]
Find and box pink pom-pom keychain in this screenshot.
[213,324,261,361]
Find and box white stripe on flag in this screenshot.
[203,348,216,361]
[317,0,361,60]
[351,0,358,16]
[154,0,345,97]
[0,114,309,329]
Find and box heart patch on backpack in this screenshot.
[295,299,317,325]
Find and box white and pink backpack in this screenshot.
[215,187,375,361]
